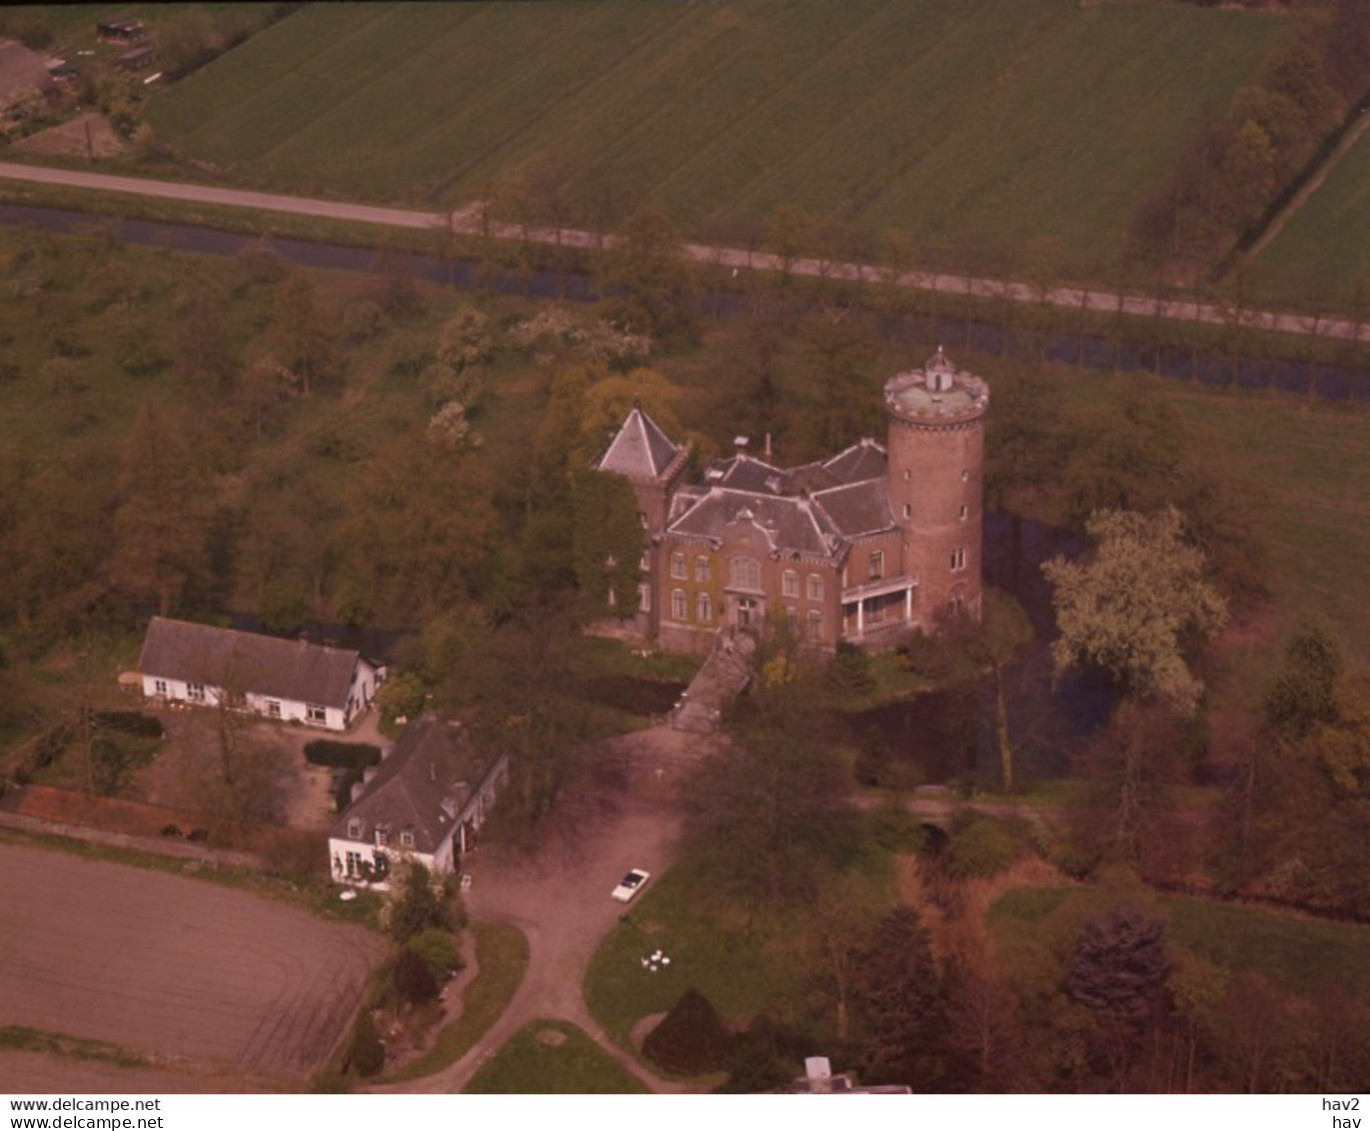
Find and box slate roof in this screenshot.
[674,438,893,557]
[668,488,844,559]
[596,404,681,480]
[331,719,494,855]
[138,617,365,710]
[812,479,895,539]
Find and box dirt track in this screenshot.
[0,845,384,1080]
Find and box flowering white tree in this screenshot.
[1043,507,1227,714]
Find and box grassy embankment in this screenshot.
[380,921,530,1084]
[142,0,1283,282]
[461,1019,648,1094]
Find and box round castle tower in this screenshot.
[884,347,989,625]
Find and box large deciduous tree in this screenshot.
[1043,507,1227,714]
[112,402,215,616]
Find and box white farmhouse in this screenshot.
[329,717,508,886]
[137,616,382,732]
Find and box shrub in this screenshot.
[93,711,164,738]
[349,1011,384,1077]
[393,947,439,1006]
[642,988,732,1076]
[409,927,462,985]
[304,740,381,769]
[868,803,929,854]
[945,813,1018,880]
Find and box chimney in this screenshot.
[733,435,749,454]
[764,432,773,459]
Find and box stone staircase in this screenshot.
[669,632,756,734]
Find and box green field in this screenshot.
[1251,128,1370,312]
[143,0,1285,279]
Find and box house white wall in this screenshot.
[141,674,358,732]
[328,835,443,887]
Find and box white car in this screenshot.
[611,868,650,903]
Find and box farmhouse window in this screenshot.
[307,703,328,724]
[400,831,415,848]
[186,682,205,702]
[671,589,688,621]
[375,827,389,848]
[345,851,364,878]
[782,570,799,598]
[348,819,363,839]
[807,574,824,602]
[730,556,762,592]
[670,552,687,579]
[267,700,282,719]
[695,556,711,582]
[154,679,168,695]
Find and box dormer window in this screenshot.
[375,827,389,848]
[400,831,415,848]
[348,819,363,839]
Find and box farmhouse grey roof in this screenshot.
[138,617,364,709]
[596,404,680,480]
[331,719,494,854]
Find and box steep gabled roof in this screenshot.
[667,487,843,559]
[138,617,364,710]
[812,479,895,540]
[822,437,887,485]
[596,404,680,480]
[331,719,495,855]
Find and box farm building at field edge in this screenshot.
[137,616,383,732]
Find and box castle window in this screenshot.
[902,470,911,482]
[807,610,823,641]
[640,552,650,571]
[638,512,648,528]
[903,504,912,519]
[638,584,651,612]
[697,593,712,623]
[961,469,969,482]
[807,574,824,601]
[782,570,799,598]
[869,550,884,581]
[730,556,762,592]
[959,504,968,521]
[670,552,686,579]
[950,547,966,571]
[785,606,799,629]
[671,589,688,621]
[695,555,711,582]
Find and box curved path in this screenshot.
[376,728,707,1094]
[0,160,1365,344]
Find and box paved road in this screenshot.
[1,160,1365,344]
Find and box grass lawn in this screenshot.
[585,838,895,1058]
[143,0,1285,281]
[990,886,1370,996]
[381,921,530,1084]
[462,1019,648,1094]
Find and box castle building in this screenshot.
[596,348,988,653]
